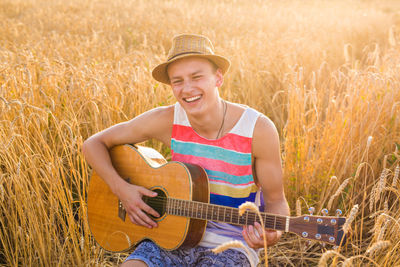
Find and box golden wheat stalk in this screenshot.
[239,202,268,267]
[375,168,389,204]
[343,204,359,234]
[327,177,350,210]
[366,240,391,254]
[296,198,301,216]
[211,240,253,267]
[318,250,345,267]
[392,165,399,187]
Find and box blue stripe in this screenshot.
[210,192,257,208]
[171,139,251,166]
[205,169,253,185]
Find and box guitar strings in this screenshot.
[142,197,287,227]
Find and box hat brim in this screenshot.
[152,54,230,85]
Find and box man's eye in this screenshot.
[193,76,202,80]
[172,80,182,85]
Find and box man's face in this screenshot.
[167,56,223,117]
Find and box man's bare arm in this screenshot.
[82,106,174,228]
[243,115,290,249]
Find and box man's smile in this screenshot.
[183,95,202,103]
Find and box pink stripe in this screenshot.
[172,153,252,176]
[172,125,252,153]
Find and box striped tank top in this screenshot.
[171,102,264,252]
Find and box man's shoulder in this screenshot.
[131,104,175,131]
[145,104,175,121]
[254,114,278,138]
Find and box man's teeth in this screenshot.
[185,95,201,102]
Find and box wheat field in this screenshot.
[1,0,400,266]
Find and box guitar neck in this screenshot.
[165,197,287,231]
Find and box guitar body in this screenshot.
[87,144,209,252]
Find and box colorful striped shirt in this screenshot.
[171,102,264,258]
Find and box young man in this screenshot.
[83,34,290,266]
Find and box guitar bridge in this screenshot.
[118,200,126,221]
[118,178,130,221]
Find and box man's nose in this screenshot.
[182,79,193,92]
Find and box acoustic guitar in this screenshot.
[87,144,347,252]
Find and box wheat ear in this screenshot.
[343,204,359,234]
[327,178,350,210]
[318,250,344,267]
[239,201,268,267]
[366,240,391,254]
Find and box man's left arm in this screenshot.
[242,115,290,249]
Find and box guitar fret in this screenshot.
[188,201,192,218]
[249,212,255,225]
[196,203,200,219]
[218,206,223,222]
[263,213,268,228]
[273,215,276,229]
[182,200,186,217]
[235,208,238,224]
[245,211,248,225]
[199,202,203,219]
[174,199,177,216]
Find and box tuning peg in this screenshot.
[322,208,328,216]
[308,207,315,215]
[336,209,342,217]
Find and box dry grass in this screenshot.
[1,0,400,265]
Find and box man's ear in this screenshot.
[215,69,224,87]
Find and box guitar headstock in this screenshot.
[289,208,347,246]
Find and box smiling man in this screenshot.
[82,34,289,267]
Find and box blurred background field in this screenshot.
[1,0,400,265]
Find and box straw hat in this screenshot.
[152,34,230,84]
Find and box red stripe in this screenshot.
[172,153,252,176]
[172,124,252,153]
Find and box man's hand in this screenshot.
[242,222,282,249]
[117,183,160,229]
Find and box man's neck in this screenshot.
[186,98,226,140]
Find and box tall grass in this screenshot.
[1,0,400,265]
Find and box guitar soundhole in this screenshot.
[143,188,167,220]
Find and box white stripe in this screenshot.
[229,107,261,138]
[209,180,255,189]
[173,102,261,138]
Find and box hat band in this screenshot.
[168,51,203,61]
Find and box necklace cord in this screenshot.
[216,100,227,139]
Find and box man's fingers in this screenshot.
[141,203,160,218]
[242,227,255,249]
[243,225,261,249]
[135,209,158,228]
[139,187,158,198]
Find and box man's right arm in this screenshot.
[82,105,174,228]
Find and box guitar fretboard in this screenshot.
[165,197,286,231]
